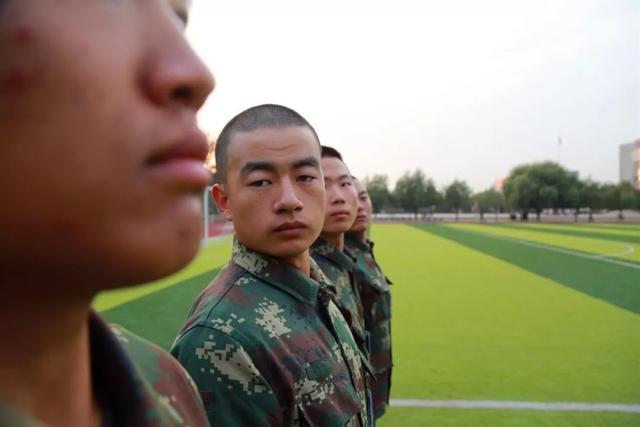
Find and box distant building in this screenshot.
[493,177,506,192]
[619,139,640,190]
[205,134,217,174]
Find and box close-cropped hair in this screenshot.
[215,104,320,183]
[320,145,343,160]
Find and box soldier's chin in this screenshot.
[349,222,367,233]
[321,222,343,235]
[333,224,353,234]
[270,241,310,260]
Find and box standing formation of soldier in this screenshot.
[0,0,393,426]
[346,178,394,420]
[172,105,395,426]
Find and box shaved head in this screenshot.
[215,104,320,183]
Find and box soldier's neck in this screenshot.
[281,249,311,276]
[320,232,344,251]
[349,230,367,242]
[0,288,101,427]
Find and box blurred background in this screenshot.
[99,1,640,426]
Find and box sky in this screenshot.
[186,0,640,192]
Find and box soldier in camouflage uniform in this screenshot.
[172,105,370,426]
[0,0,214,425]
[310,147,368,356]
[310,240,368,357]
[2,314,210,427]
[345,178,393,420]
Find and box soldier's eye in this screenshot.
[171,1,189,26]
[249,179,271,187]
[298,175,316,183]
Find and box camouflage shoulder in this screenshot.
[175,286,298,359]
[178,265,256,334]
[109,324,209,426]
[170,325,281,426]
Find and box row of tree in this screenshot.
[365,161,640,221]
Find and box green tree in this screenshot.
[473,189,505,222]
[503,161,579,221]
[364,174,391,213]
[443,180,472,221]
[577,179,604,222]
[393,169,440,218]
[604,182,637,220]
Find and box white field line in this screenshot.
[390,399,640,413]
[455,227,640,270]
[593,244,635,259]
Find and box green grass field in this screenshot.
[97,223,640,426]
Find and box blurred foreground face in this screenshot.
[216,127,325,260]
[321,157,358,235]
[350,179,373,234]
[0,0,214,290]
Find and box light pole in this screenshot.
[203,186,210,241]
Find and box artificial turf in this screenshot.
[97,223,640,426]
[102,268,220,350]
[453,223,640,263]
[377,407,640,427]
[94,236,232,311]
[501,223,640,246]
[373,223,640,425]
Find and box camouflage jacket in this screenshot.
[0,313,209,427]
[171,239,370,427]
[344,235,393,419]
[310,238,367,355]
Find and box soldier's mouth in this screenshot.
[273,221,307,233]
[330,210,350,219]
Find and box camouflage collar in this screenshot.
[344,234,371,253]
[232,238,335,305]
[311,237,356,271]
[88,312,150,425]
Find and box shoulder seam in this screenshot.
[178,266,249,338]
[205,266,249,316]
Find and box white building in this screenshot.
[619,139,640,190]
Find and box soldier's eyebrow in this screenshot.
[292,157,320,170]
[240,161,276,177]
[325,174,351,183]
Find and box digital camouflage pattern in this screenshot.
[310,238,367,355]
[171,239,369,427]
[0,313,209,427]
[345,234,393,420]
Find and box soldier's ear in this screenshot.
[212,184,232,222]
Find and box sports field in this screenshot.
[96,223,640,426]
